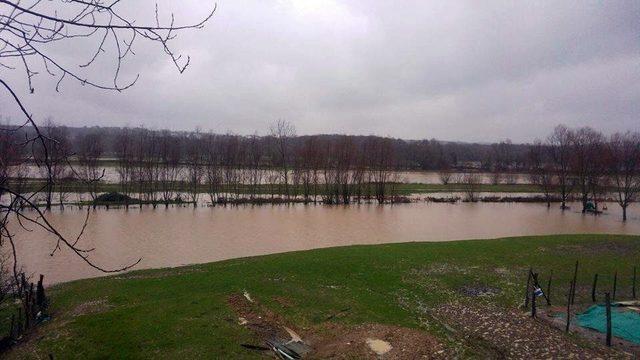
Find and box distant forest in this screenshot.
[5,122,532,171]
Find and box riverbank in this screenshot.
[5,234,639,358]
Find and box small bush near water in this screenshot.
[94,192,133,203]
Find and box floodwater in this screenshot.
[9,201,639,285]
[20,165,528,184]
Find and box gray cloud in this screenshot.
[1,0,638,142]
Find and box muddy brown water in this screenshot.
[9,202,640,285]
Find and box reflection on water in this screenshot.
[10,202,639,284]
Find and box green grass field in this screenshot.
[6,234,640,358]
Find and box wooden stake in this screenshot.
[605,292,612,347]
[524,268,532,308]
[633,266,636,300]
[565,281,572,333]
[37,274,46,309]
[612,271,617,301]
[532,272,550,306]
[570,260,579,305]
[531,285,537,318]
[592,273,598,302]
[546,270,553,306]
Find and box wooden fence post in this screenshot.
[531,285,537,318]
[546,270,553,306]
[605,292,612,347]
[524,268,532,308]
[592,273,598,302]
[565,281,572,333]
[612,272,617,301]
[633,266,637,300]
[37,274,46,309]
[570,260,579,305]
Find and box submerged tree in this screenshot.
[270,120,296,200]
[77,131,105,205]
[462,172,481,202]
[547,125,574,209]
[528,140,555,208]
[607,132,640,221]
[570,127,606,213]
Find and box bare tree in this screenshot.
[270,120,296,200]
[246,133,265,200]
[547,125,574,209]
[221,134,240,202]
[462,172,481,202]
[77,132,105,205]
[528,140,555,208]
[607,132,640,221]
[35,120,71,208]
[570,127,605,213]
[369,137,396,204]
[0,0,215,292]
[204,133,222,204]
[184,133,204,206]
[438,171,452,185]
[114,127,135,207]
[159,131,182,207]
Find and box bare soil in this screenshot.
[435,302,632,359]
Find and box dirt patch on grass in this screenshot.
[458,284,501,297]
[307,322,446,359]
[435,302,630,359]
[227,293,446,359]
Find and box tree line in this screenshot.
[2,121,639,219]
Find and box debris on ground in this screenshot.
[228,293,446,359]
[228,293,311,358]
[243,290,254,303]
[284,326,303,343]
[366,338,392,356]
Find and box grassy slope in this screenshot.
[8,234,640,359]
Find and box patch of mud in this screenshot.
[307,323,446,359]
[70,298,111,317]
[458,284,501,297]
[227,293,446,359]
[435,302,630,359]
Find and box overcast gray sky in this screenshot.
[2,0,639,142]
